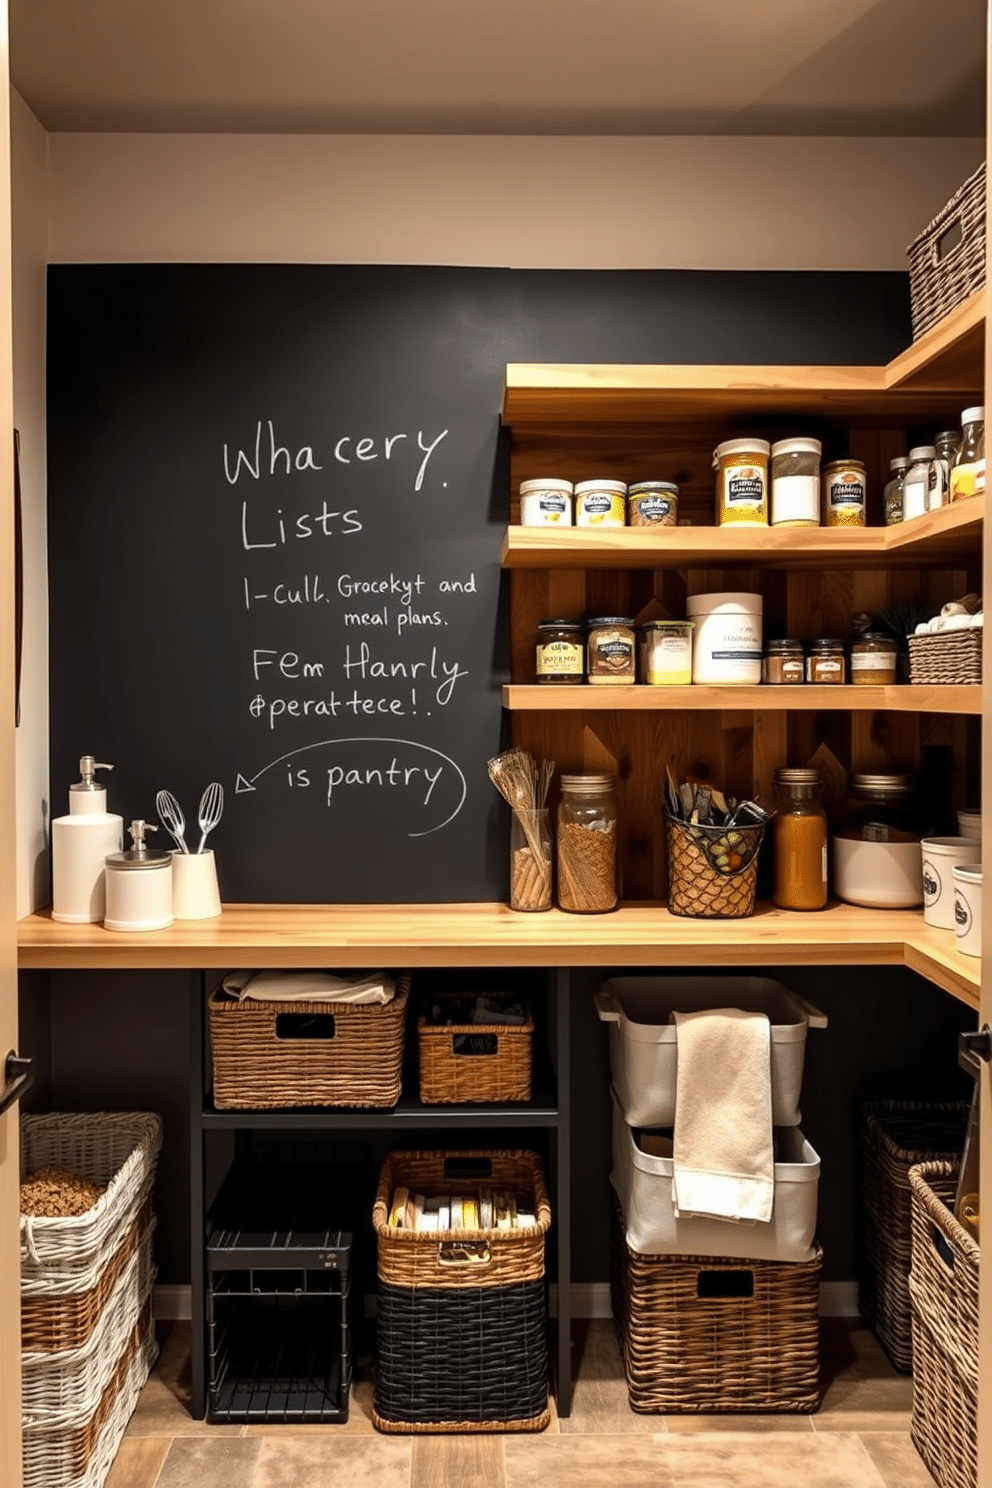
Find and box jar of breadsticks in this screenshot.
[556,774,618,913]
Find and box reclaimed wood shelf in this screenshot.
[16,901,979,1010]
[503,683,982,714]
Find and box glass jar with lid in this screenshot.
[821,459,866,527]
[949,405,985,501]
[771,768,828,910]
[535,619,584,684]
[850,632,898,685]
[586,616,636,684]
[902,446,937,521]
[806,638,846,684]
[832,774,925,908]
[763,638,805,684]
[770,437,821,526]
[556,773,618,913]
[883,455,910,526]
[933,430,960,507]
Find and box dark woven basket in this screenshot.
[908,1161,978,1488]
[664,813,764,919]
[907,162,986,341]
[417,993,534,1104]
[373,1279,549,1432]
[610,1197,821,1413]
[857,1100,969,1372]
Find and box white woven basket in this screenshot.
[22,1227,155,1425]
[20,1112,162,1296]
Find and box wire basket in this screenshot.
[908,629,982,685]
[664,813,765,919]
[907,162,986,341]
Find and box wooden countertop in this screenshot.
[17,901,980,1010]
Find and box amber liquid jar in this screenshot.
[771,767,828,910]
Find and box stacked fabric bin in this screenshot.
[599,975,826,1413]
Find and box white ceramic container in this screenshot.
[686,591,763,685]
[171,849,222,920]
[953,863,982,957]
[921,837,981,929]
[833,836,923,908]
[957,810,981,842]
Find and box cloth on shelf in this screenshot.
[670,1007,774,1224]
[221,969,396,1004]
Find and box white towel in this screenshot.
[671,1007,774,1224]
[221,970,396,1004]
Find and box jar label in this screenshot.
[771,474,819,525]
[577,492,625,525]
[902,476,929,520]
[851,651,892,671]
[726,470,765,505]
[828,474,865,508]
[632,495,673,522]
[536,641,583,676]
[949,458,986,501]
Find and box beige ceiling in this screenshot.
[11,0,987,136]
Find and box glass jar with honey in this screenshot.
[771,767,828,910]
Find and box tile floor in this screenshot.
[106,1315,938,1488]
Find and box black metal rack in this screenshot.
[188,967,572,1418]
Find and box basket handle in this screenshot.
[593,987,620,1023]
[696,1268,755,1300]
[274,1011,337,1041]
[438,1239,492,1266]
[795,996,828,1030]
[929,213,965,270]
[930,1223,957,1274]
[451,1033,499,1058]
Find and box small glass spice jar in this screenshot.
[639,620,693,684]
[850,632,898,685]
[883,455,910,526]
[627,481,678,527]
[574,479,627,527]
[822,459,866,527]
[587,616,636,684]
[535,619,585,684]
[557,773,618,913]
[713,438,770,526]
[806,638,846,684]
[763,638,806,684]
[770,437,821,526]
[771,768,828,910]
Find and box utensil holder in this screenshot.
[171,849,222,920]
[664,813,765,919]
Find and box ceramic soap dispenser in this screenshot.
[51,755,124,923]
[104,820,174,932]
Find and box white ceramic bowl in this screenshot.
[833,837,923,909]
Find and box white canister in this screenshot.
[770,437,822,526]
[574,479,627,527]
[957,809,981,842]
[104,820,174,932]
[921,836,981,929]
[686,592,763,685]
[832,837,923,908]
[518,477,573,526]
[171,849,222,920]
[953,864,982,957]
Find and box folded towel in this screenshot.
[671,1007,774,1224]
[221,970,396,1005]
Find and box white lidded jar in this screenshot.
[518,477,574,526]
[686,592,763,685]
[104,819,174,932]
[574,479,627,527]
[51,755,124,923]
[770,437,821,526]
[713,438,770,526]
[902,446,937,522]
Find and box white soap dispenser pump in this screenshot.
[51,755,124,923]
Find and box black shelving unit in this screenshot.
[188,966,572,1418]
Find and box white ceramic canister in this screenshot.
[957,809,981,842]
[686,592,763,685]
[953,864,982,956]
[171,848,222,920]
[833,837,923,909]
[104,820,174,932]
[921,836,981,929]
[518,477,574,526]
[574,479,627,527]
[770,437,822,526]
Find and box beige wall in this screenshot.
[48,132,983,270]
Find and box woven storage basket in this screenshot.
[908,1160,978,1488]
[908,629,982,685]
[417,993,534,1103]
[20,1112,162,1298]
[22,1200,153,1354]
[22,1234,155,1422]
[664,813,764,918]
[372,1149,550,1431]
[22,1308,157,1488]
[611,1197,822,1412]
[857,1099,968,1372]
[209,973,409,1108]
[907,162,985,340]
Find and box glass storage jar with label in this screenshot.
[805,638,846,683]
[851,632,898,684]
[883,455,910,526]
[933,430,959,508]
[770,437,821,526]
[949,405,985,501]
[627,481,678,527]
[557,773,618,913]
[902,446,937,521]
[762,638,805,684]
[586,617,636,684]
[519,477,574,526]
[713,439,770,526]
[574,479,627,527]
[535,619,584,683]
[639,620,693,684]
[822,459,866,527]
[832,774,925,909]
[771,768,828,910]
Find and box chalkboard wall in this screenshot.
[47,265,911,903]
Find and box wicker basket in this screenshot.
[208,973,409,1108]
[611,1196,821,1413]
[372,1149,550,1431]
[857,1100,969,1372]
[417,993,534,1104]
[908,629,982,685]
[20,1113,162,1298]
[907,162,986,341]
[908,1160,978,1488]
[22,1201,153,1354]
[664,814,764,919]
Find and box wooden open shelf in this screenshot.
[503,683,982,714]
[16,901,979,1010]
